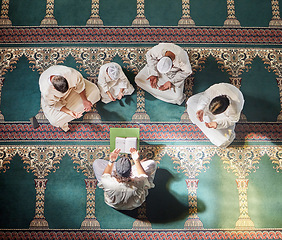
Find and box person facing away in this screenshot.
[187,83,244,148]
[39,65,100,132]
[93,148,157,210]
[135,42,192,105]
[97,62,134,104]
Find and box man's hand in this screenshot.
[130,148,147,175]
[103,148,121,175]
[117,89,124,100]
[159,81,172,91]
[79,90,92,111]
[70,111,83,119]
[130,148,140,162]
[83,99,93,112]
[61,106,83,119]
[196,110,204,122]
[205,121,217,129]
[147,76,158,89]
[107,91,116,102]
[110,148,121,161]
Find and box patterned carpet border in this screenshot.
[0,122,281,143]
[1,229,282,240]
[0,27,281,45]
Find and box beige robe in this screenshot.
[39,65,100,131]
[187,83,244,148]
[93,159,157,210]
[97,62,134,103]
[135,43,192,105]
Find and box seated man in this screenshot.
[97,62,134,104]
[93,148,157,210]
[135,43,192,105]
[39,65,100,131]
[187,83,244,148]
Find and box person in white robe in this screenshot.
[39,65,100,132]
[97,62,134,104]
[187,83,244,148]
[93,148,157,210]
[135,43,192,105]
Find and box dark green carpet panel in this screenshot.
[0,0,282,239]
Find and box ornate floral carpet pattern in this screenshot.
[0,0,282,239]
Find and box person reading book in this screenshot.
[93,148,157,210]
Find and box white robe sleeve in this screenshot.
[197,92,210,111]
[46,94,66,111]
[214,102,241,129]
[145,47,161,77]
[72,69,85,94]
[118,67,129,89]
[168,51,192,87]
[97,65,110,93]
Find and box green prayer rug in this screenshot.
[0,0,282,239]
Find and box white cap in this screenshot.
[107,64,120,80]
[157,56,173,74]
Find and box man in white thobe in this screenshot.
[93,148,157,210]
[135,43,192,105]
[97,62,134,103]
[39,65,100,131]
[187,83,244,148]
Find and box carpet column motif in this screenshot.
[68,146,108,229]
[29,179,49,229]
[181,75,194,122]
[133,203,152,229]
[178,0,195,26]
[224,0,240,27]
[265,147,282,172]
[184,178,203,229]
[0,147,17,173]
[132,0,149,26]
[229,77,247,121]
[276,78,282,121]
[18,147,65,229]
[269,0,282,27]
[80,179,100,229]
[132,86,150,121]
[235,178,255,229]
[217,147,260,229]
[229,77,242,89]
[0,78,5,121]
[41,0,57,26]
[0,0,11,26]
[86,0,103,26]
[257,49,282,120]
[212,49,256,121]
[171,146,214,229]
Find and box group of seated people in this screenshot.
[39,42,244,148]
[39,42,245,210]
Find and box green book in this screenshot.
[110,128,140,153]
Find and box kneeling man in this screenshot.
[39,65,100,131]
[135,43,192,105]
[187,83,244,148]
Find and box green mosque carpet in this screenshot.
[0,0,282,239]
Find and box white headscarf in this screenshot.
[157,56,173,74]
[107,64,120,80]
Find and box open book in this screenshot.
[115,137,138,154]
